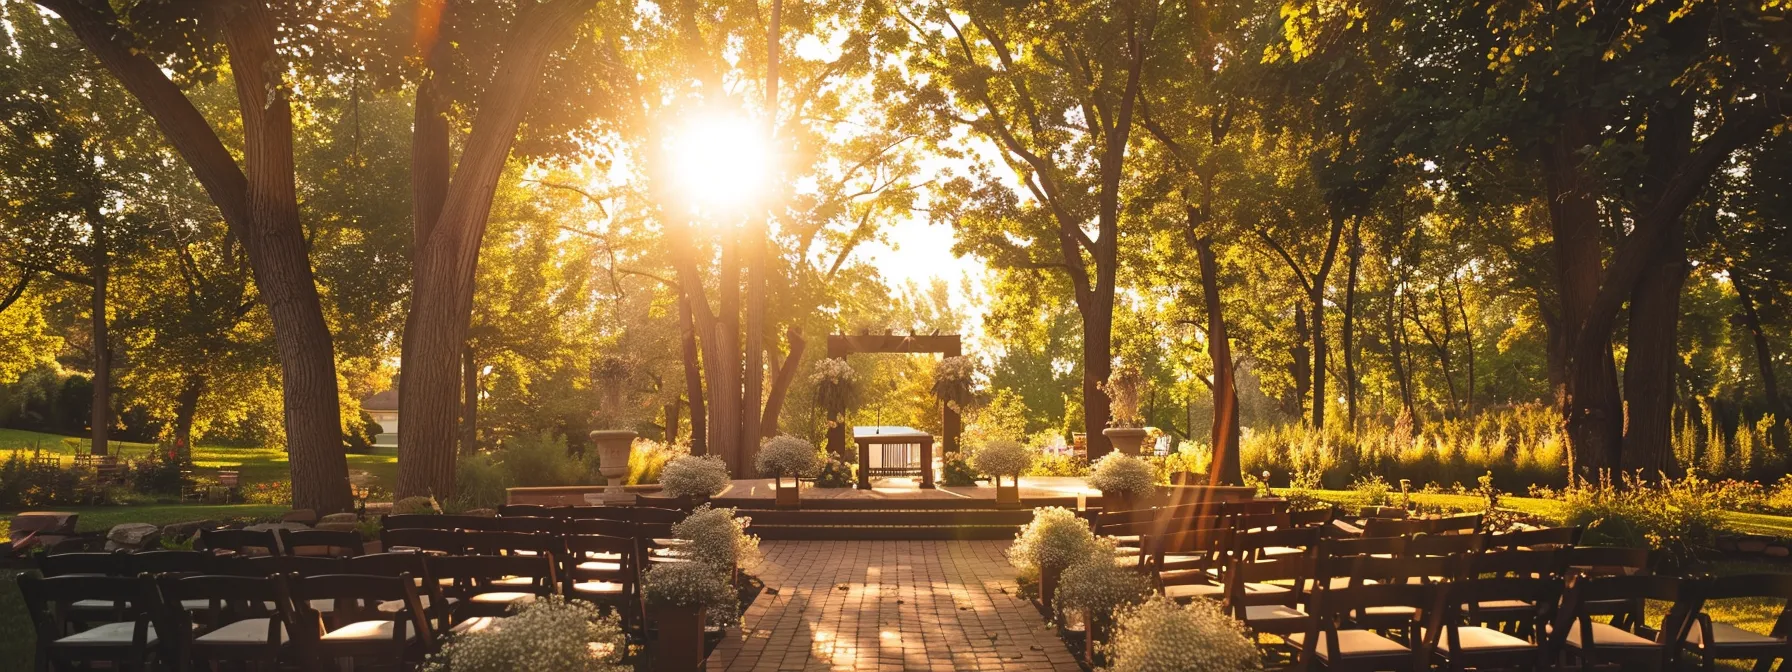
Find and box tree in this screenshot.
[31,0,352,511]
[898,0,1162,458]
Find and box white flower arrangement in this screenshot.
[755,435,821,480]
[672,505,763,571]
[810,357,857,385]
[1089,452,1156,499]
[931,356,977,413]
[811,358,859,417]
[1100,364,1146,428]
[658,454,731,498]
[971,439,1033,481]
[1107,595,1262,672]
[1054,540,1151,617]
[422,597,627,672]
[641,559,741,627]
[1008,506,1098,573]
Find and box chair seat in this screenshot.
[321,620,416,642]
[1476,599,1533,612]
[1564,621,1659,649]
[196,618,287,645]
[1261,545,1303,557]
[468,592,538,606]
[70,599,130,610]
[305,598,337,613]
[1242,582,1290,595]
[450,616,502,636]
[1685,622,1786,648]
[377,595,455,613]
[1242,604,1307,624]
[1300,576,1355,592]
[1163,583,1224,600]
[1109,534,1141,546]
[1287,629,1409,660]
[1363,605,1416,617]
[493,576,537,587]
[1437,626,1534,652]
[573,581,627,595]
[55,622,161,647]
[577,561,623,572]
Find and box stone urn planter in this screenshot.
[588,430,638,504]
[1101,427,1149,456]
[650,604,707,671]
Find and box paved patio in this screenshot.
[707,541,1078,671]
[719,476,1095,501]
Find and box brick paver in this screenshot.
[707,541,1078,671]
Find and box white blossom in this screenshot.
[1089,452,1156,499]
[1008,506,1098,573]
[1107,595,1262,672]
[658,454,731,498]
[422,597,627,672]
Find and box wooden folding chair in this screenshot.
[380,527,466,555]
[429,554,560,620]
[38,551,124,578]
[1291,556,1441,672]
[277,529,366,558]
[553,505,635,521]
[1146,526,1232,602]
[18,574,166,672]
[1567,546,1654,628]
[1547,574,1695,672]
[489,516,565,534]
[1681,574,1792,672]
[344,552,456,638]
[126,550,213,576]
[199,529,282,557]
[565,534,645,634]
[497,504,553,518]
[1224,526,1322,643]
[570,518,638,538]
[1431,549,1571,671]
[157,574,298,670]
[289,573,433,670]
[1488,526,1582,550]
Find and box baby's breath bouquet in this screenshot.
[1107,595,1262,672]
[1008,506,1098,573]
[422,597,627,672]
[971,439,1033,484]
[1089,452,1156,500]
[755,435,822,480]
[1055,541,1151,618]
[642,559,741,627]
[931,356,977,413]
[658,454,731,498]
[672,505,763,571]
[811,358,859,417]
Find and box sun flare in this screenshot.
[665,113,771,214]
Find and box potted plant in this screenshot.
[671,505,763,589]
[754,435,822,508]
[423,596,628,671]
[1089,452,1156,512]
[1008,507,1098,615]
[657,454,731,504]
[1107,595,1263,672]
[932,355,977,414]
[971,439,1033,506]
[642,560,738,671]
[1099,364,1149,455]
[589,354,644,504]
[1055,547,1151,666]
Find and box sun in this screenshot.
[665,112,771,215]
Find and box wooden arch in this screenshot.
[822,334,963,482]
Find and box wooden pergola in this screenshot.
[823,333,962,489]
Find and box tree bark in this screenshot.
[1308,210,1348,430]
[88,210,109,457]
[1291,303,1311,418]
[1194,235,1241,485]
[396,0,600,499]
[43,0,351,512]
[680,291,708,455]
[1620,216,1688,477]
[1389,284,1418,430]
[460,346,478,455]
[1341,218,1361,429]
[1455,275,1475,413]
[761,326,806,437]
[711,228,744,473]
[1733,275,1783,415]
[172,373,205,459]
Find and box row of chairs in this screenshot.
[22,538,657,671]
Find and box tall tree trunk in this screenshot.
[396,0,600,500]
[88,214,109,457]
[740,0,782,475]
[220,3,350,512]
[1194,235,1241,485]
[1342,218,1361,429]
[1411,289,1460,415]
[1308,211,1349,430]
[680,291,708,455]
[1455,274,1475,413]
[1620,216,1688,476]
[711,228,744,473]
[460,346,478,455]
[665,399,683,444]
[1388,286,1416,428]
[172,373,205,459]
[1291,303,1311,418]
[1734,275,1783,415]
[761,326,806,437]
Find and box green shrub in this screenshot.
[626,439,682,485]
[502,431,582,488]
[813,454,855,488]
[1350,474,1393,507]
[393,496,443,515]
[131,449,192,496]
[940,452,978,486]
[1026,452,1089,478]
[243,479,292,506]
[1559,472,1724,571]
[452,452,512,511]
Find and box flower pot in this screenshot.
[589,430,638,504]
[1102,427,1149,456]
[1040,564,1061,614]
[1102,491,1137,512]
[775,479,800,509]
[1082,609,1111,666]
[995,480,1020,506]
[650,604,707,671]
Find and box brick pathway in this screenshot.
[707,541,1078,671]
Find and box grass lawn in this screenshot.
[0,427,398,493]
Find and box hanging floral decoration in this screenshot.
[811,357,860,418]
[932,355,977,414]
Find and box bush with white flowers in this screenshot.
[1107,595,1262,672]
[672,505,763,571]
[641,558,741,627]
[1089,452,1156,499]
[1008,506,1099,573]
[972,439,1033,484]
[755,435,821,481]
[422,597,627,672]
[1055,540,1151,618]
[658,454,731,498]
